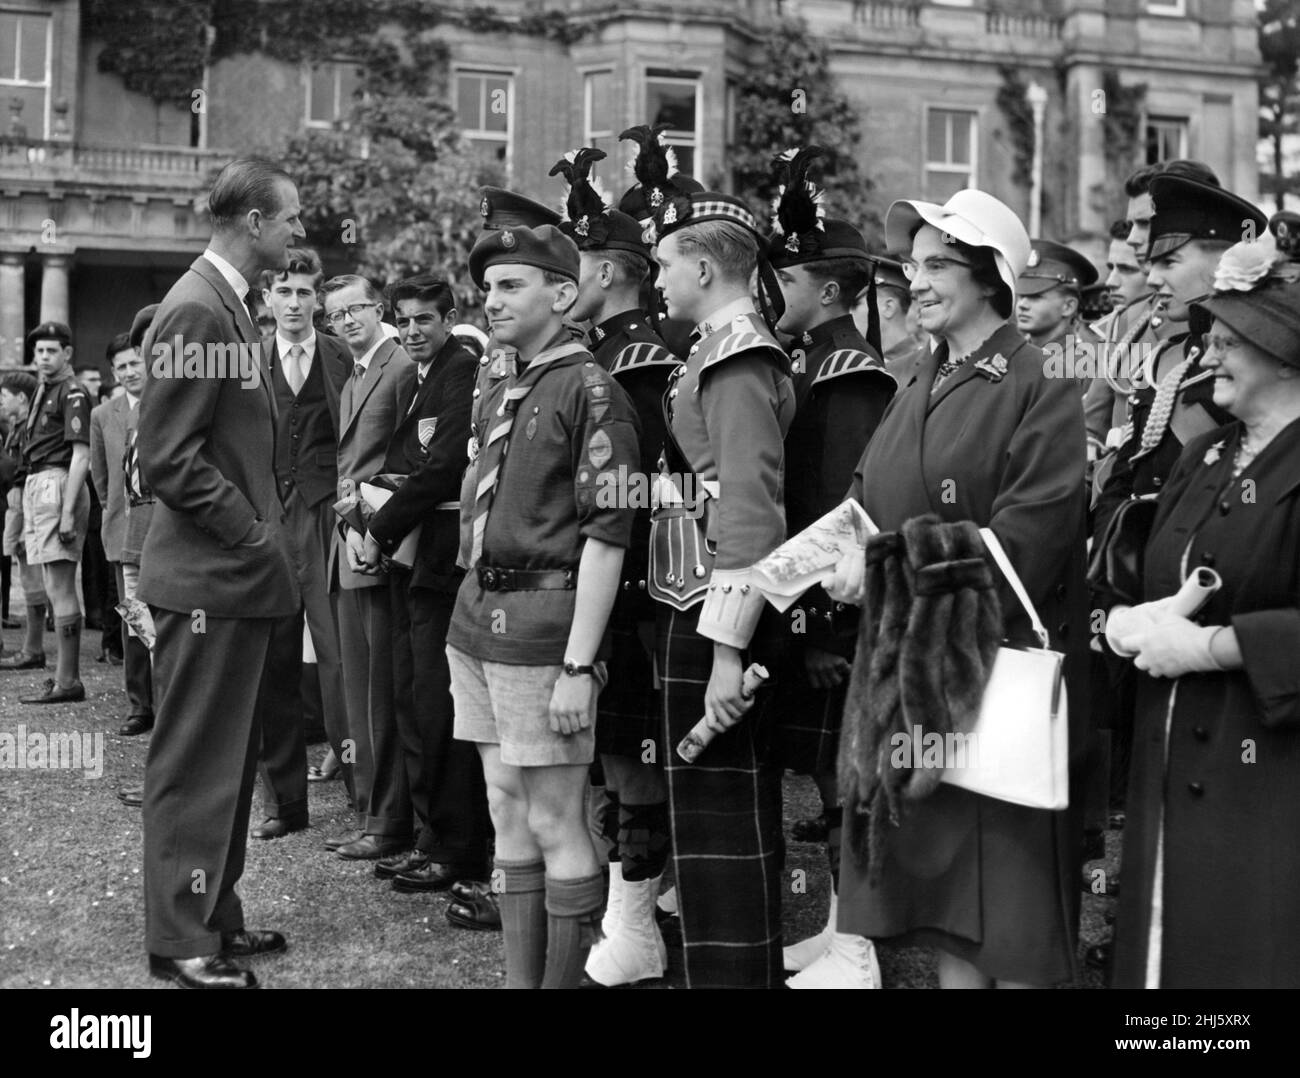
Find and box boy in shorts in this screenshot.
[445,223,639,988]
[0,371,50,668]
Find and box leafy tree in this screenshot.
[1259,0,1300,212]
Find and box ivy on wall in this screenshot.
[995,65,1035,190]
[1100,66,1147,185]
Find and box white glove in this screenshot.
[1130,616,1224,679]
[1105,597,1180,657]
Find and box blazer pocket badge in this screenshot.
[418,417,437,448]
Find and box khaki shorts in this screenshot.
[22,467,89,565]
[3,485,22,557]
[448,645,604,767]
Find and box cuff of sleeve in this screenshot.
[697,568,765,649]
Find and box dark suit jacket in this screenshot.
[137,254,299,618]
[89,394,134,561]
[263,332,351,506]
[369,336,475,593]
[332,335,416,591]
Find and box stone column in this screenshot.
[1071,63,1107,239]
[0,251,25,367]
[38,249,73,325]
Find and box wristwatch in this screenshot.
[562,660,595,678]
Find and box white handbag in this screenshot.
[938,529,1069,811]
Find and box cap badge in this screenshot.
[575,215,590,238]
[501,230,516,249]
[479,196,490,218]
[785,233,800,253]
[662,203,678,225]
[650,187,664,208]
[1026,249,1040,268]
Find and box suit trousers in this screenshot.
[114,561,153,718]
[390,569,490,867]
[337,581,410,838]
[256,612,309,821]
[143,610,275,957]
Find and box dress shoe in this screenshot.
[308,747,340,782]
[118,785,144,808]
[220,929,286,958]
[446,881,501,931]
[787,933,882,989]
[391,860,483,893]
[336,834,408,861]
[149,953,256,989]
[107,652,124,667]
[0,650,45,670]
[250,815,308,840]
[323,829,364,851]
[118,714,154,737]
[20,678,86,704]
[374,849,430,880]
[1085,940,1113,971]
[790,812,829,843]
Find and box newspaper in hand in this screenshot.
[750,499,878,612]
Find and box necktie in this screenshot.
[244,292,261,336]
[285,344,307,395]
[354,362,366,380]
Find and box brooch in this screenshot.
[973,353,1008,381]
[1202,440,1225,466]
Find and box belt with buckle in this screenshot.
[477,566,577,591]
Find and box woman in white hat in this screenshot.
[816,190,1090,988]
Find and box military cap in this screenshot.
[870,257,909,294]
[1017,239,1099,296]
[654,189,763,242]
[766,147,870,269]
[616,124,704,236]
[1147,174,1266,261]
[469,223,580,290]
[26,320,72,347]
[129,304,159,350]
[478,186,561,231]
[550,147,652,258]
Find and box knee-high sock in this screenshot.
[24,602,46,655]
[496,859,546,989]
[542,873,604,989]
[55,613,81,685]
[617,800,670,882]
[601,789,621,863]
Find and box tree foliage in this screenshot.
[1259,0,1300,211]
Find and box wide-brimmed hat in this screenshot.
[1191,237,1300,367]
[885,189,1030,298]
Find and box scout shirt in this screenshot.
[657,297,795,649]
[783,314,894,658]
[590,308,680,619]
[25,367,91,470]
[446,334,639,665]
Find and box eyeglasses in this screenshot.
[900,256,973,281]
[324,302,381,326]
[1205,333,1242,355]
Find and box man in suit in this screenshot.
[89,333,152,735]
[137,156,304,989]
[360,274,489,893]
[249,248,352,840]
[323,274,416,860]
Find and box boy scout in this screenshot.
[553,146,680,986]
[0,370,49,670]
[763,148,895,986]
[11,322,92,703]
[446,223,638,989]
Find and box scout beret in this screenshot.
[129,304,159,350]
[1017,239,1099,296]
[26,320,72,348]
[478,186,561,231]
[469,224,581,290]
[1147,175,1266,261]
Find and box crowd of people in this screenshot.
[3,126,1298,991]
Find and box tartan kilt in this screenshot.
[657,603,785,989]
[595,594,661,762]
[770,657,847,776]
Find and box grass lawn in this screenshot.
[0,633,1112,989]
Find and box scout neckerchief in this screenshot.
[469,335,588,566]
[26,365,73,437]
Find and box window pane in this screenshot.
[5,84,45,136]
[310,66,334,123]
[456,75,481,130]
[483,76,509,133]
[587,70,613,134]
[667,144,694,177]
[19,15,46,82]
[336,63,361,119]
[0,14,17,79]
[926,169,969,202]
[647,79,696,133]
[927,112,948,163]
[950,114,970,165]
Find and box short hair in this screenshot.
[0,370,37,398]
[105,332,133,362]
[875,284,911,313]
[541,270,578,313]
[320,274,385,309]
[594,248,651,289]
[74,363,99,374]
[1109,219,1131,241]
[804,257,873,310]
[387,274,456,316]
[208,156,294,231]
[1123,159,1220,199]
[262,247,324,292]
[909,225,1013,319]
[671,221,759,285]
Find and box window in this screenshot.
[1146,1,1186,15]
[925,108,977,201]
[645,73,700,179]
[305,60,362,128]
[0,10,50,139]
[583,70,615,182]
[455,69,513,177]
[1145,116,1188,164]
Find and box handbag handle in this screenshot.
[979,528,1051,650]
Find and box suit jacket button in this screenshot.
[1193,726,1209,741]
[1055,584,1067,601]
[1056,622,1068,638]
[1152,476,1163,488]
[1219,500,1231,515]
[1187,781,1204,797]
[1200,552,1215,567]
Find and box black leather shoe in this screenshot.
[336,834,409,861]
[118,785,144,808]
[250,815,308,840]
[220,929,286,958]
[323,829,364,851]
[118,714,154,737]
[0,650,45,670]
[20,678,85,704]
[374,849,429,880]
[1085,940,1113,971]
[149,953,257,989]
[791,812,829,843]
[446,881,501,931]
[392,861,484,893]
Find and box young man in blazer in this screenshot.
[325,275,417,860]
[360,274,490,893]
[251,248,353,840]
[137,156,305,989]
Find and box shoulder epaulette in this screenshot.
[813,348,894,386]
[699,315,786,375]
[609,340,680,377]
